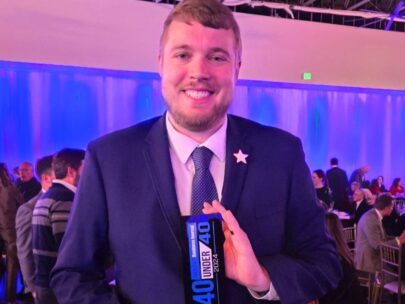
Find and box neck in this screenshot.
[61,176,75,187]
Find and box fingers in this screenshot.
[202,200,241,235]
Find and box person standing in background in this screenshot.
[15,162,41,202]
[16,155,55,302]
[0,163,24,304]
[326,158,349,211]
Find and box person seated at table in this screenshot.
[355,193,405,273]
[320,213,366,304]
[312,169,334,210]
[351,189,372,225]
[362,188,375,206]
[390,178,404,197]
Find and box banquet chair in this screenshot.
[395,198,405,215]
[379,242,405,304]
[356,269,379,304]
[343,224,356,254]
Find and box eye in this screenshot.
[210,55,227,62]
[174,52,190,60]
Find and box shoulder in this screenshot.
[228,115,300,146]
[41,184,74,204]
[89,116,161,150]
[16,198,36,217]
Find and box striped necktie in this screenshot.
[190,147,219,215]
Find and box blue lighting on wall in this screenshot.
[1,60,405,185]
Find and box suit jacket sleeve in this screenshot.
[50,145,120,304]
[15,201,36,293]
[364,212,397,249]
[259,138,342,303]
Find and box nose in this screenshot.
[189,57,210,81]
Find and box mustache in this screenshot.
[182,81,215,91]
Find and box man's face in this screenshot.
[312,173,322,186]
[384,203,394,217]
[19,163,34,182]
[159,20,240,133]
[353,189,364,202]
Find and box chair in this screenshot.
[395,198,405,215]
[379,242,405,304]
[356,269,379,304]
[343,224,356,254]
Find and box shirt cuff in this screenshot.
[248,283,279,301]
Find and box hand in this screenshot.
[202,200,270,292]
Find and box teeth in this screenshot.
[185,90,210,99]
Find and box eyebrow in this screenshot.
[170,45,231,57]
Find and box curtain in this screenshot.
[1,60,404,184]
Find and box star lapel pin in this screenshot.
[233,149,248,164]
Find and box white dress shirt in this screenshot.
[165,115,278,301]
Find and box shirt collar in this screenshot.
[166,114,227,164]
[53,179,77,193]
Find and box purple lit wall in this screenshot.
[1,61,405,185]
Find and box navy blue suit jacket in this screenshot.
[51,115,341,304]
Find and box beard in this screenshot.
[167,101,229,132]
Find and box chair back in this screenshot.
[379,242,405,304]
[395,198,405,215]
[343,225,356,253]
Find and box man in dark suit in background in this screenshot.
[351,189,372,224]
[16,162,41,202]
[326,157,349,211]
[50,1,341,303]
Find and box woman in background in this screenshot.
[390,178,404,196]
[0,163,24,303]
[370,176,387,195]
[320,212,366,304]
[312,169,334,210]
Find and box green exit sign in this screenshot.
[302,72,312,80]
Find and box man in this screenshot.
[326,157,349,211]
[349,165,369,189]
[32,149,85,304]
[351,189,371,224]
[355,193,405,273]
[16,162,42,202]
[16,155,54,301]
[50,1,341,303]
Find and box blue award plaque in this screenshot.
[183,214,225,304]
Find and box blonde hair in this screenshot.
[159,0,242,61]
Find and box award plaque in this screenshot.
[182,214,225,304]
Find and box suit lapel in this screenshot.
[221,116,251,213]
[143,115,184,251]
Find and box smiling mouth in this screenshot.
[183,89,213,99]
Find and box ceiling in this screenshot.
[146,0,405,32]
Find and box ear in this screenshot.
[67,166,76,178]
[158,52,164,78]
[234,59,241,80]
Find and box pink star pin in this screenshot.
[233,149,248,164]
